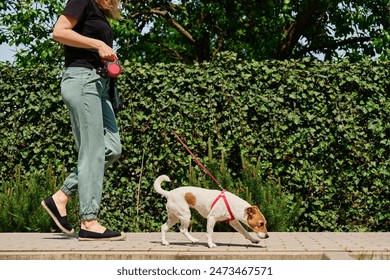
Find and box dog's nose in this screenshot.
[265,233,269,239]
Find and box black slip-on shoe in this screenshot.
[41,196,74,235]
[78,229,126,241]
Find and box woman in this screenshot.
[41,0,125,241]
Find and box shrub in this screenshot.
[0,164,79,232]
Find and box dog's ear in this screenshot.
[246,205,261,217]
[245,206,255,217]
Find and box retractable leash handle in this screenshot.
[105,59,122,78]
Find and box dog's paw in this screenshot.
[161,240,170,246]
[190,238,199,243]
[250,239,261,244]
[208,242,217,248]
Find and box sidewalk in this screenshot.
[0,232,389,260]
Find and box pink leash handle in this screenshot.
[105,59,122,78]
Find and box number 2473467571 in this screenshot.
[209,266,273,276]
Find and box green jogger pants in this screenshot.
[59,67,122,220]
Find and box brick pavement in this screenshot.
[0,232,389,260]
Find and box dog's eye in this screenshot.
[259,222,264,227]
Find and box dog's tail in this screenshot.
[153,175,171,197]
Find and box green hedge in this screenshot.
[1,54,389,232]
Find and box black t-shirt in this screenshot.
[62,0,114,68]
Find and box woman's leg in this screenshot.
[42,67,103,234]
[80,80,122,233]
[60,77,121,198]
[48,68,123,238]
[60,67,106,221]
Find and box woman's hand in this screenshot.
[97,43,117,62]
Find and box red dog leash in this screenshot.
[173,131,235,221]
[172,131,223,190]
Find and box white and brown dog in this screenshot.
[154,175,269,248]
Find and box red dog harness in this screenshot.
[210,190,235,221]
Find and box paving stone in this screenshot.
[0,232,389,260]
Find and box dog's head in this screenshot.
[245,205,269,239]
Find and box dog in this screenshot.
[154,175,269,248]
